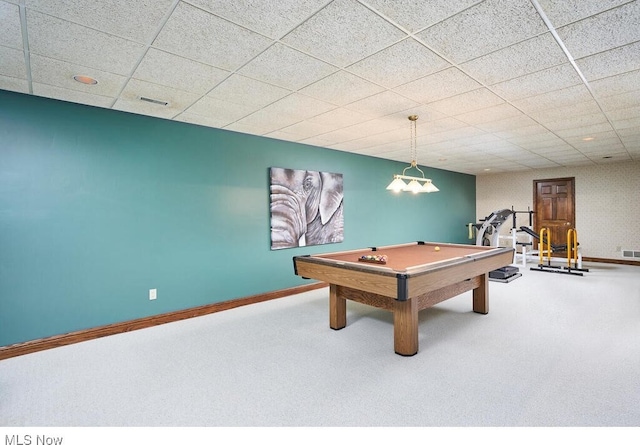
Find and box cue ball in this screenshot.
[435,246,440,251]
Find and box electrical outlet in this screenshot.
[149,289,157,300]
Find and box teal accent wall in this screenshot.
[0,90,476,347]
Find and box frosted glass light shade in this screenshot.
[404,179,422,193]
[422,181,440,193]
[386,177,407,192]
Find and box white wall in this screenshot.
[476,160,640,261]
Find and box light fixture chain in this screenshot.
[386,114,438,193]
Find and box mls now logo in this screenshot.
[5,436,63,445]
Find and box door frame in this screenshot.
[533,177,576,254]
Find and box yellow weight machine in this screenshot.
[530,227,589,276]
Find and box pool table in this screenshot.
[293,241,513,356]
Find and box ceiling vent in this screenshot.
[139,96,168,106]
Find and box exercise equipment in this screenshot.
[470,209,521,283]
[529,227,589,276]
[519,226,570,254]
[473,208,513,247]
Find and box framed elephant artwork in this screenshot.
[269,167,344,250]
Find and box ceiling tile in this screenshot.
[460,33,566,85]
[536,0,632,27]
[175,112,236,130]
[463,139,522,154]
[32,83,115,108]
[185,96,258,125]
[512,84,593,114]
[598,90,640,112]
[0,45,26,79]
[116,78,200,118]
[132,49,230,95]
[307,107,371,128]
[362,0,483,33]
[556,1,640,59]
[257,93,336,121]
[238,43,337,90]
[417,0,548,64]
[518,158,564,168]
[541,111,609,132]
[281,0,406,68]
[343,90,421,118]
[576,41,640,81]
[299,70,384,106]
[428,88,505,116]
[272,120,336,139]
[525,142,576,154]
[230,93,336,135]
[591,153,632,163]
[564,130,619,146]
[0,76,29,93]
[185,0,330,39]
[423,117,469,135]
[29,54,127,96]
[225,110,300,135]
[528,99,602,124]
[590,70,640,98]
[206,75,290,108]
[555,122,616,139]
[347,38,450,88]
[607,105,640,122]
[113,98,182,119]
[343,117,407,138]
[475,114,540,133]
[223,120,278,136]
[422,125,487,145]
[152,2,272,71]
[0,1,22,49]
[4,0,638,175]
[455,103,524,125]
[500,124,553,141]
[294,126,355,146]
[26,11,145,76]
[25,0,175,43]
[491,63,583,101]
[611,115,640,132]
[394,67,481,103]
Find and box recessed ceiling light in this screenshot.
[602,156,612,159]
[438,158,447,161]
[73,75,98,85]
[484,168,491,171]
[582,137,595,141]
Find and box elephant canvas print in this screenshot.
[269,167,344,250]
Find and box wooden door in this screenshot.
[534,178,575,255]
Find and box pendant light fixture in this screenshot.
[386,115,439,194]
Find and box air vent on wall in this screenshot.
[622,250,640,259]
[139,96,168,106]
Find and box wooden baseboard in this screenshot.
[0,282,328,361]
[583,257,640,266]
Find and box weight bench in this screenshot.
[518,226,571,253]
[518,226,587,274]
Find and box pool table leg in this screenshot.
[394,299,419,356]
[329,284,347,330]
[472,273,489,314]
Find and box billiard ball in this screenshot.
[435,246,440,251]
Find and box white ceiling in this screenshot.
[1,0,639,175]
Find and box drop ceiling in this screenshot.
[1,0,639,175]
